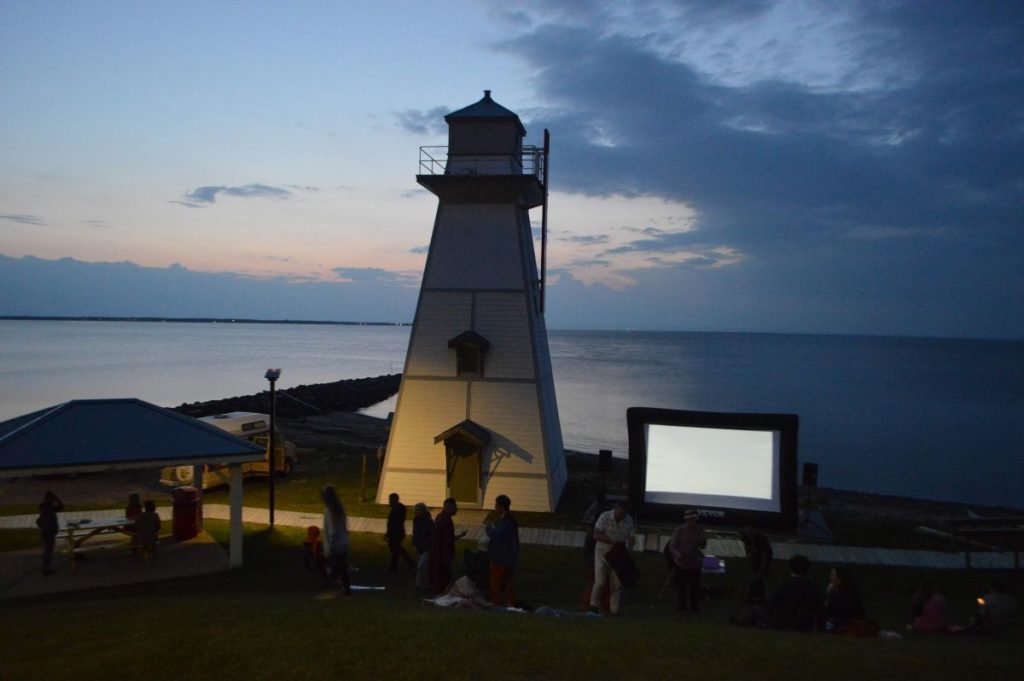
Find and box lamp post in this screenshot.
[265,368,281,528]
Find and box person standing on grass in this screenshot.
[321,485,352,596]
[669,510,706,612]
[36,490,64,576]
[385,492,415,574]
[133,500,162,560]
[430,497,465,595]
[589,500,635,615]
[125,493,143,520]
[485,494,520,606]
[740,527,773,580]
[411,502,434,590]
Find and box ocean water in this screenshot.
[1,321,1021,508]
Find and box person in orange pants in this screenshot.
[484,495,520,606]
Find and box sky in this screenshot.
[1,1,1022,338]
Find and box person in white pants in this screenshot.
[589,500,635,615]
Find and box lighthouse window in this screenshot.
[457,346,482,376]
[448,330,491,378]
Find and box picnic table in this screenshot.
[58,517,133,571]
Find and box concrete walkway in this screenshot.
[2,505,1016,570]
[0,529,229,600]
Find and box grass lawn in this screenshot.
[2,521,1022,681]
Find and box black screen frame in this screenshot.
[627,407,799,529]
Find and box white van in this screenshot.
[160,412,297,489]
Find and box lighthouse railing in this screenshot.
[419,146,545,181]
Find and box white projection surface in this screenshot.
[644,424,780,512]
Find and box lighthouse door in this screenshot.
[446,439,481,506]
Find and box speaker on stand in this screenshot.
[799,462,829,538]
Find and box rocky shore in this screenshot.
[173,373,401,419]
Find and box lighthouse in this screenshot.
[376,91,566,512]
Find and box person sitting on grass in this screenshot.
[975,579,1017,636]
[825,566,876,636]
[133,500,161,560]
[910,580,951,633]
[767,554,825,632]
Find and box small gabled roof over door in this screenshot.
[433,419,491,447]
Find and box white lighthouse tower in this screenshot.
[377,91,566,512]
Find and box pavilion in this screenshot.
[0,398,265,566]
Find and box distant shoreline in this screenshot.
[3,316,1021,342]
[0,315,410,327]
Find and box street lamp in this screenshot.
[265,368,281,528]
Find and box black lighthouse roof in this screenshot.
[445,90,526,136]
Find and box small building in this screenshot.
[377,91,566,512]
[0,399,264,566]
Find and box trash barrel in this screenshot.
[172,486,202,541]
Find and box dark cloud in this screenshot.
[559,233,609,245]
[0,213,45,226]
[178,183,293,206]
[620,226,665,236]
[495,2,1024,336]
[409,245,430,254]
[394,106,450,136]
[566,258,611,267]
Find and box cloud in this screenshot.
[394,106,450,136]
[492,1,1024,324]
[331,267,421,287]
[83,219,111,229]
[559,233,609,245]
[177,183,293,207]
[0,254,417,324]
[0,213,45,226]
[409,245,430,254]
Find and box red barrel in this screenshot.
[172,486,202,540]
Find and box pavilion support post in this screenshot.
[229,463,244,567]
[192,465,204,529]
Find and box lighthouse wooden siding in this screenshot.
[377,92,566,512]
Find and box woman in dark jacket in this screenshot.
[825,566,866,633]
[36,490,64,575]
